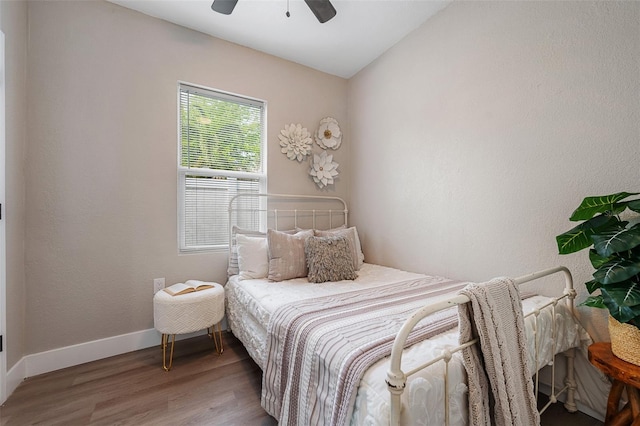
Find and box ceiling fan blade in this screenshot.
[211,0,238,15]
[304,0,336,23]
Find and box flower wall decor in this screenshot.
[315,117,342,150]
[279,123,313,162]
[309,150,339,189]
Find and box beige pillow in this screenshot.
[306,235,357,283]
[267,229,314,281]
[315,226,364,270]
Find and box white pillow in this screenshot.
[237,234,269,280]
[228,226,266,276]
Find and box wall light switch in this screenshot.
[153,278,165,294]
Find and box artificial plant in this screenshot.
[556,191,640,328]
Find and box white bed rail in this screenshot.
[386,266,578,426]
[227,193,348,259]
[227,192,348,230]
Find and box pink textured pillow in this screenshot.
[267,229,314,281]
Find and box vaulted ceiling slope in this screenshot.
[108,0,451,78]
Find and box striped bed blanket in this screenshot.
[261,276,468,426]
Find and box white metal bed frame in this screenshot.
[386,266,579,426]
[227,193,580,426]
[227,192,348,241]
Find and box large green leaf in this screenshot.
[614,244,640,262]
[580,295,606,309]
[585,279,602,294]
[602,281,640,307]
[592,223,640,257]
[601,287,640,323]
[627,199,640,213]
[556,215,620,254]
[594,259,640,284]
[569,192,638,221]
[589,249,612,269]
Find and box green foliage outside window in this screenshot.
[180,92,262,173]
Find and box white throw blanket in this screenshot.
[458,278,540,426]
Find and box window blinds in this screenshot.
[178,84,266,252]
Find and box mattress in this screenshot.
[225,263,589,425]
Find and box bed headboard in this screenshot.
[226,193,350,278]
[228,192,348,236]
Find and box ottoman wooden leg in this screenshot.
[162,333,176,372]
[216,323,224,354]
[209,324,224,355]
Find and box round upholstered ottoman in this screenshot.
[153,283,225,371]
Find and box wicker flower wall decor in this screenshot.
[309,151,339,189]
[279,123,313,162]
[315,117,342,150]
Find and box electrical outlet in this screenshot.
[153,278,165,294]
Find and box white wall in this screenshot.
[0,0,27,372]
[348,0,640,342]
[24,0,348,355]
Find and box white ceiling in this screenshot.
[108,0,451,78]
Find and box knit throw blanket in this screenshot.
[458,278,540,426]
[262,276,468,426]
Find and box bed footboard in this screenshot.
[386,266,578,426]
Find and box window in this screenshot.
[178,83,266,252]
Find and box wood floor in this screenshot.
[1,332,602,425]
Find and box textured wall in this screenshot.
[1,0,27,371]
[24,0,347,354]
[348,1,640,342]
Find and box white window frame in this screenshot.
[177,82,267,253]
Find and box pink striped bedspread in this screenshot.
[261,276,468,426]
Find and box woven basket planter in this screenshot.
[608,315,640,366]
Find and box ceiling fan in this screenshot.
[211,0,337,24]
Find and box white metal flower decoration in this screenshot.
[279,123,313,162]
[315,117,342,150]
[309,151,339,189]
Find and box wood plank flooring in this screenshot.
[1,332,602,425]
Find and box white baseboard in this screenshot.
[24,328,156,378]
[23,327,210,378]
[538,382,605,422]
[6,357,26,402]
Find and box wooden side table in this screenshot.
[588,342,640,426]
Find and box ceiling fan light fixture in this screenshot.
[211,0,336,23]
[211,0,238,15]
[304,0,336,23]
